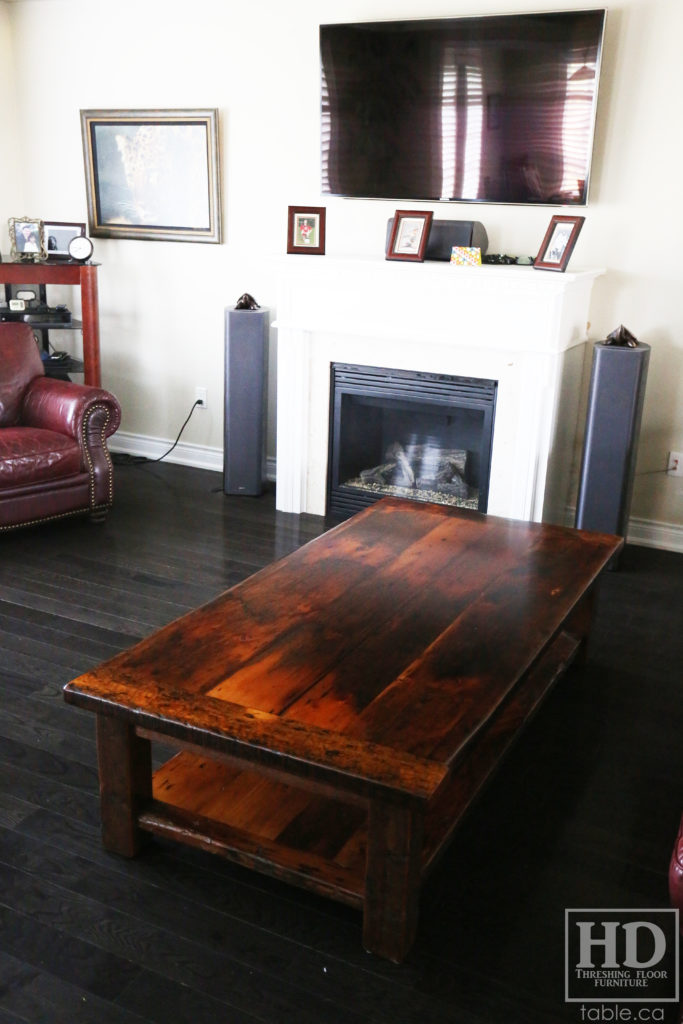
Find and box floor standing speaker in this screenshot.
[223,307,268,496]
[575,339,650,539]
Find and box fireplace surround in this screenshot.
[275,256,603,524]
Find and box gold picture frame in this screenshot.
[8,217,47,262]
[80,108,222,244]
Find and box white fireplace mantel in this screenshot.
[274,256,603,523]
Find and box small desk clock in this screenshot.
[68,234,94,262]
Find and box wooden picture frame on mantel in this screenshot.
[386,210,433,262]
[287,206,326,255]
[533,215,585,272]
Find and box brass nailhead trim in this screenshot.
[0,404,114,532]
[82,404,113,508]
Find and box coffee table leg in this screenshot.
[363,801,423,962]
[565,589,596,667]
[96,716,152,857]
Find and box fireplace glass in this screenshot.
[328,364,497,520]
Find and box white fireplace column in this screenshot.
[274,257,603,523]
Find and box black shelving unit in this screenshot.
[1,282,84,379]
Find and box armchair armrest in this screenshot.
[21,376,121,443]
[21,377,122,509]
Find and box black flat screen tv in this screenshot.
[320,10,606,206]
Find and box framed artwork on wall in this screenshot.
[534,215,585,272]
[287,206,326,255]
[386,210,433,262]
[80,108,222,243]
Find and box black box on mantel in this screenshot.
[223,308,269,496]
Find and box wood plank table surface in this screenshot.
[63,498,622,962]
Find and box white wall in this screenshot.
[2,0,682,542]
[0,5,22,209]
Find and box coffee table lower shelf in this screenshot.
[140,751,369,909]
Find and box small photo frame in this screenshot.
[287,206,326,255]
[43,221,86,259]
[534,215,585,272]
[8,217,47,262]
[386,211,433,262]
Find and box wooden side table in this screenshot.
[0,261,101,386]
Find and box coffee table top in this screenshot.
[64,499,621,805]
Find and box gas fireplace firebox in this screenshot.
[328,364,497,521]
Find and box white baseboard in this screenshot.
[110,431,223,471]
[111,432,681,552]
[563,504,683,553]
[626,516,683,554]
[110,432,277,480]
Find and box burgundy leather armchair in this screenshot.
[0,322,121,531]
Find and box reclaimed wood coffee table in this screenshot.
[64,498,621,962]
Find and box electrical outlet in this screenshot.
[195,387,207,410]
[667,451,682,477]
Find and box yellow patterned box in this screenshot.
[450,246,482,266]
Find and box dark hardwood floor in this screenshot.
[1,461,681,1024]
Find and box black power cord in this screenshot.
[112,399,202,467]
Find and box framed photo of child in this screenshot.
[287,206,326,255]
